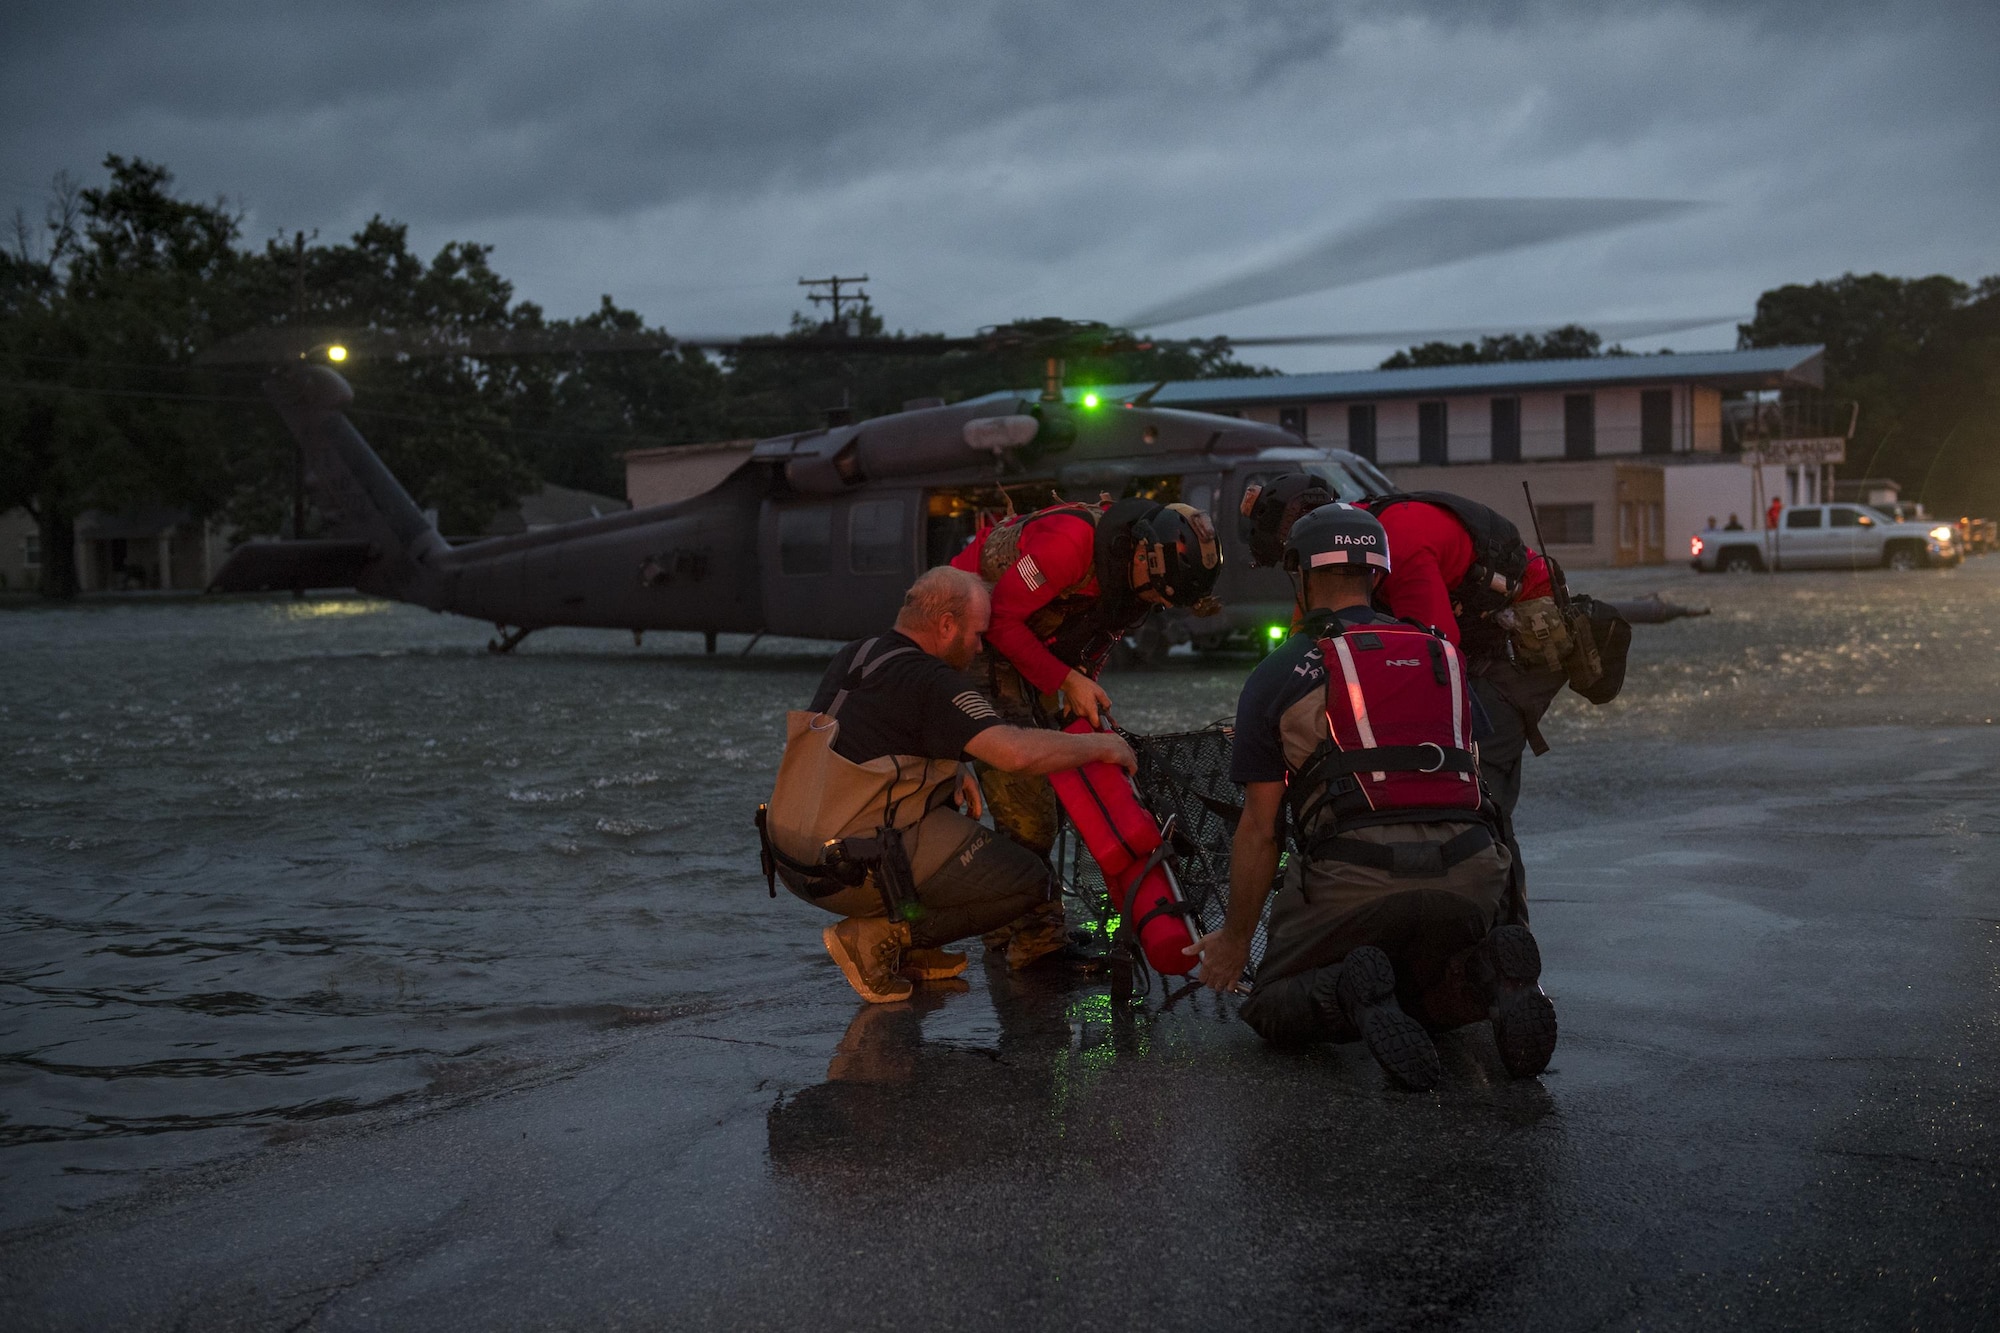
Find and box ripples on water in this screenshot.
[2,560,1996,1220]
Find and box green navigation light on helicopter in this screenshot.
[1266,624,1285,642]
[1081,392,1100,409]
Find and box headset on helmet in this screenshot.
[1239,472,1337,568]
[1133,502,1222,606]
[1283,502,1391,577]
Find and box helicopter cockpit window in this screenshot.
[849,499,907,575]
[778,506,833,576]
[1182,479,1217,515]
[1309,465,1373,502]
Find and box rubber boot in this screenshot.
[1479,925,1558,1078]
[823,918,914,1004]
[1333,946,1440,1090]
[900,947,969,982]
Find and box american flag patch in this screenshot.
[1015,553,1044,591]
[952,691,1000,720]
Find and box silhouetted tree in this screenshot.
[1739,273,2000,514]
[1378,323,1625,369]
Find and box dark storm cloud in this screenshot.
[2,1,1995,354]
[2,0,1351,223]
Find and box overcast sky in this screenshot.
[4,0,1995,370]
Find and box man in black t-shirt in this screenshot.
[774,567,1136,1004]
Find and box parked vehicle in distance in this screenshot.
[1690,504,1961,573]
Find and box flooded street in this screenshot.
[3,558,1998,1295]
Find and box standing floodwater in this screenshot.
[3,560,1998,1225]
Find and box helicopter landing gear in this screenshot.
[632,629,644,647]
[704,630,718,655]
[488,625,536,654]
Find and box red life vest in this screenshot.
[1306,620,1481,824]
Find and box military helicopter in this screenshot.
[200,198,1729,656]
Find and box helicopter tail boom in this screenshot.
[211,366,451,603]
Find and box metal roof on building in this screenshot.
[1064,344,1825,408]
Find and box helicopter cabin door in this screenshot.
[758,491,919,641]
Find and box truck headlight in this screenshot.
[1930,525,1955,543]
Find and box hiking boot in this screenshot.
[899,947,969,982]
[1479,925,1558,1078]
[823,918,914,1004]
[1004,900,1073,970]
[1333,946,1440,1091]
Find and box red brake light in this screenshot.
[1690,535,1704,557]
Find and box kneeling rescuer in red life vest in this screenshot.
[1186,503,1558,1090]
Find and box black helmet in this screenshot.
[1284,502,1390,577]
[1239,472,1336,568]
[1133,502,1222,606]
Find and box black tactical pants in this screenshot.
[1238,821,1511,1045]
[787,814,1048,950]
[1471,659,1567,924]
[1470,659,1568,821]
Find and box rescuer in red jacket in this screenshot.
[951,496,1221,967]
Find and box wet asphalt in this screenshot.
[2,721,1994,1331]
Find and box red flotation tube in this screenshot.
[1047,720,1200,975]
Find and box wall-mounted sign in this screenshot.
[1744,437,1846,465]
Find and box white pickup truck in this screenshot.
[1691,504,1960,573]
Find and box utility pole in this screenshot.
[798,274,871,334]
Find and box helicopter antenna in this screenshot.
[799,274,871,335]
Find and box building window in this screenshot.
[22,533,40,568]
[1619,502,1638,549]
[848,499,906,575]
[1490,397,1521,462]
[1418,401,1448,465]
[1278,405,1307,439]
[1564,394,1595,459]
[1535,503,1595,546]
[1641,389,1673,455]
[1347,404,1376,461]
[778,506,833,575]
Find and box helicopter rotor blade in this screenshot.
[195,325,990,366]
[1124,197,1709,329]
[1212,313,1744,350]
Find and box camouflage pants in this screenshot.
[970,654,1069,963]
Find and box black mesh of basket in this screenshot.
[1051,722,1275,980]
